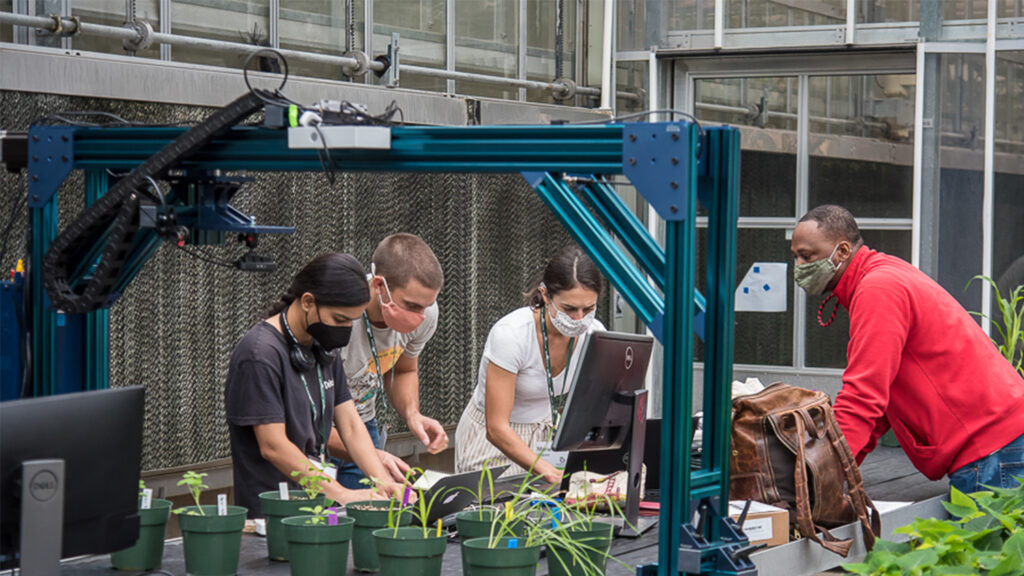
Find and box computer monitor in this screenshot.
[0,387,145,574]
[551,331,655,537]
[552,331,654,452]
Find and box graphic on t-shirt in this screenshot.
[351,345,404,404]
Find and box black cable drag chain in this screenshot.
[43,92,264,314]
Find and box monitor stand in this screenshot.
[618,390,657,538]
[20,459,64,576]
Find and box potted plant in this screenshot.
[545,489,622,576]
[967,275,1024,377]
[173,471,248,576]
[843,481,1024,575]
[454,463,525,575]
[281,463,355,576]
[347,477,411,572]
[372,469,450,576]
[110,480,173,571]
[258,463,327,561]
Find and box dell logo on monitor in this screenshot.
[624,346,634,370]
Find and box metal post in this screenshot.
[364,0,373,80]
[714,0,723,48]
[981,0,995,333]
[269,0,279,49]
[917,3,943,276]
[518,0,527,101]
[30,196,57,397]
[84,170,110,391]
[445,0,454,94]
[159,0,170,61]
[795,73,810,368]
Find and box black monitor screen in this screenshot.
[0,387,144,569]
[552,331,654,452]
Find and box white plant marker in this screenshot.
[141,488,153,510]
[279,482,290,501]
[217,493,228,516]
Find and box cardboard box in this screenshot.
[728,500,789,548]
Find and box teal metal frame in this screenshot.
[23,120,741,575]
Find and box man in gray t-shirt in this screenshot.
[332,234,449,488]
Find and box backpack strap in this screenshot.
[792,412,855,557]
[821,405,881,551]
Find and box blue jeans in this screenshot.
[948,433,1024,494]
[334,418,381,490]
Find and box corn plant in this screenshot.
[966,275,1024,376]
[387,468,447,538]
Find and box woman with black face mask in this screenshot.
[225,253,405,519]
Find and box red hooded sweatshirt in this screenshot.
[831,247,1024,480]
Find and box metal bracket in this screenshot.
[27,126,75,208]
[551,77,577,101]
[341,50,371,77]
[379,32,400,88]
[122,20,154,52]
[622,122,693,222]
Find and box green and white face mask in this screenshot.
[794,244,842,296]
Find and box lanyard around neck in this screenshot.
[362,312,394,415]
[539,304,575,426]
[299,364,329,461]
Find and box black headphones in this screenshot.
[279,307,332,373]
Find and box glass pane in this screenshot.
[993,52,1024,332]
[936,54,985,314]
[999,0,1023,17]
[696,228,794,366]
[453,0,518,100]
[74,0,160,58]
[807,74,915,218]
[525,0,576,105]
[617,0,644,51]
[727,0,845,28]
[696,77,799,217]
[171,0,270,69]
[669,0,714,31]
[616,61,647,113]
[856,1,918,23]
[278,2,350,81]
[0,0,12,43]
[375,0,447,92]
[804,230,911,368]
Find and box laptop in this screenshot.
[408,465,510,526]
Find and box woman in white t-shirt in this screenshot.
[455,246,605,484]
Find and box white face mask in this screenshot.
[548,302,596,338]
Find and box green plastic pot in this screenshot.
[110,498,172,571]
[176,505,247,576]
[546,522,614,576]
[373,527,447,576]
[462,537,541,576]
[282,515,355,576]
[346,500,411,572]
[259,490,326,561]
[456,509,526,575]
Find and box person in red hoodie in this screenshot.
[790,204,1024,494]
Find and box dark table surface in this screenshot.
[58,445,947,575]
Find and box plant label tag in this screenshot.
[141,488,153,510]
[328,512,338,526]
[279,482,289,500]
[217,493,228,516]
[311,458,338,481]
[535,441,568,469]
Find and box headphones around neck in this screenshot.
[279,307,330,373]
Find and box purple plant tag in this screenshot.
[402,485,411,507]
[328,511,338,526]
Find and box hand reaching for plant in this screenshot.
[376,449,411,482]
[406,413,449,454]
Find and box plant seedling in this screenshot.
[291,460,337,525]
[966,275,1024,376]
[388,468,450,538]
[174,471,208,516]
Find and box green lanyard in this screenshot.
[539,304,575,426]
[299,364,329,462]
[362,312,394,415]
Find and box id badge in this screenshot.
[311,457,338,481]
[535,440,568,469]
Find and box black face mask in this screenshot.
[306,306,352,351]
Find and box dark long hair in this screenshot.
[267,253,370,317]
[525,246,603,308]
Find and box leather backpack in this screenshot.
[729,382,880,556]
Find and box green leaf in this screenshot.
[950,488,980,514]
[976,550,1005,570]
[841,562,873,574]
[895,549,939,572]
[929,566,982,575]
[944,501,982,521]
[873,539,913,555]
